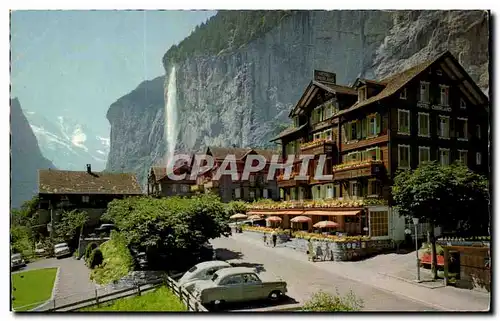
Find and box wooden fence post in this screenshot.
[53,298,56,310]
[95,289,99,307]
[179,286,183,305]
[137,284,142,296]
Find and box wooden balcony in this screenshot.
[277,172,307,188]
[332,160,385,180]
[300,139,336,156]
[340,134,388,152]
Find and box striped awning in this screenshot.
[305,210,361,216]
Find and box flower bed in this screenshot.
[241,226,291,243]
[300,139,331,150]
[292,231,371,243]
[332,160,383,172]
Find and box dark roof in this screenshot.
[252,149,277,162]
[313,81,358,95]
[336,52,445,116]
[270,124,307,142]
[352,78,386,88]
[207,146,253,160]
[38,169,143,195]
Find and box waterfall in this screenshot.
[164,66,178,168]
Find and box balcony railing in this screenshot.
[247,198,387,210]
[300,139,336,155]
[333,160,385,180]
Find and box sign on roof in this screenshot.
[314,70,336,84]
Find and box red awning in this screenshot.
[306,210,361,216]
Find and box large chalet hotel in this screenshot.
[146,51,488,242]
[247,51,489,241]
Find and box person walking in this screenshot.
[271,229,278,247]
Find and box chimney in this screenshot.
[86,164,91,173]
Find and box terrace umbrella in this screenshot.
[290,216,312,223]
[265,216,282,222]
[248,214,263,221]
[230,213,247,220]
[313,221,339,229]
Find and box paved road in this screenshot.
[20,257,98,307]
[211,236,438,311]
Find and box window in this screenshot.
[351,121,358,140]
[460,98,467,109]
[326,184,334,199]
[249,175,255,184]
[476,125,481,139]
[420,81,430,103]
[418,113,430,137]
[249,190,255,199]
[368,179,381,196]
[82,195,90,203]
[324,129,333,141]
[456,118,468,141]
[439,148,450,166]
[418,147,430,165]
[294,116,299,127]
[440,85,449,106]
[324,102,334,119]
[263,189,269,199]
[476,152,482,165]
[316,108,322,122]
[313,133,321,141]
[181,185,189,193]
[367,114,378,137]
[398,145,410,169]
[242,273,260,283]
[366,147,381,161]
[222,275,243,285]
[235,188,241,199]
[398,109,410,135]
[370,211,389,237]
[439,116,450,139]
[350,181,360,197]
[358,87,366,102]
[399,88,407,100]
[458,150,468,165]
[172,184,178,193]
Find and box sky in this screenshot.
[10,10,216,135]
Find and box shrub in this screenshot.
[302,290,363,312]
[90,231,134,285]
[85,243,98,261]
[88,249,103,269]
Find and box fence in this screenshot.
[14,274,207,312]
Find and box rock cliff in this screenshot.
[106,10,489,186]
[11,98,55,209]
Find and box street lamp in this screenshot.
[412,217,420,282]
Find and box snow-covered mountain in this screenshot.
[24,110,110,171]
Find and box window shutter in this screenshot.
[356,120,362,139]
[376,148,381,160]
[342,125,348,142]
[361,118,367,137]
[376,114,381,134]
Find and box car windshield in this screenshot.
[211,273,219,282]
[11,254,21,259]
[188,265,198,273]
[55,244,67,248]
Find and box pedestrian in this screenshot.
[271,229,278,247]
[263,233,267,246]
[307,238,314,261]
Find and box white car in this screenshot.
[54,242,71,258]
[11,253,25,269]
[179,261,231,291]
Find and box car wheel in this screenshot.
[268,290,282,301]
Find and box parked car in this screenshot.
[34,243,46,256]
[11,253,25,270]
[95,224,117,237]
[191,267,287,308]
[178,260,232,290]
[54,242,71,258]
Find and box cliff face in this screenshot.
[11,98,55,209]
[106,10,489,186]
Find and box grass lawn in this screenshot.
[81,286,187,312]
[12,268,57,311]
